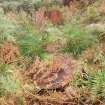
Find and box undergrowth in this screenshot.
[0,64,22,96]
[0,12,16,42]
[73,68,105,101]
[62,23,99,58]
[0,0,105,104]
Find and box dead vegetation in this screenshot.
[0,0,105,105]
[0,41,20,64]
[25,54,77,90]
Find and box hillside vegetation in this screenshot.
[0,0,105,105]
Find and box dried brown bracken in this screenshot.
[0,41,20,64]
[25,54,77,90]
[23,85,79,105]
[81,48,95,63]
[34,10,45,29]
[100,42,105,54]
[99,3,105,16]
[45,39,62,53]
[45,9,63,24]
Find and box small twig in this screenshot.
[96,98,104,105]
